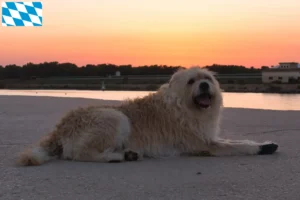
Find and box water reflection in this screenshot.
[0,89,300,111]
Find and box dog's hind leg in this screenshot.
[75,148,142,163]
[208,139,278,156]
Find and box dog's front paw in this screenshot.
[124,150,139,161]
[258,143,278,155]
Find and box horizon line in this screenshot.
[0,61,283,69]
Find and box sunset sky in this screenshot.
[1,0,300,68]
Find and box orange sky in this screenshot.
[1,0,300,68]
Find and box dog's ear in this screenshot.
[158,83,169,90]
[168,77,174,85]
[169,67,185,84]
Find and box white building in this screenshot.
[278,62,298,69]
[262,62,300,83]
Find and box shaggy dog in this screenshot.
[17,67,278,166]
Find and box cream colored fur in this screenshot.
[17,67,277,166]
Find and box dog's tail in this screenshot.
[17,131,62,166]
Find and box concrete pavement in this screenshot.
[1,96,300,200]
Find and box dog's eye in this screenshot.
[187,79,195,85]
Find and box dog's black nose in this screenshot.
[199,82,209,91]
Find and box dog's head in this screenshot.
[166,67,223,110]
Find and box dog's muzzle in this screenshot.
[193,82,213,108]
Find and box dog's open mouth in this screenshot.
[193,93,212,108]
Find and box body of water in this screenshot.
[1,89,300,111]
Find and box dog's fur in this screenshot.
[17,67,278,166]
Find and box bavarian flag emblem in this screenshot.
[2,2,42,26]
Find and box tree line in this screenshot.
[0,62,266,79]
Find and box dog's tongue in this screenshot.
[197,96,210,106]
